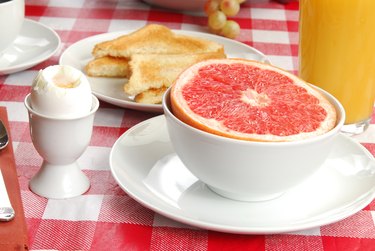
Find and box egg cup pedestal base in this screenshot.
[30,161,90,199]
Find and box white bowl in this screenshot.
[162,87,345,201]
[143,0,206,11]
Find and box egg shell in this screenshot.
[30,65,93,118]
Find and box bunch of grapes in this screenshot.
[204,0,245,39]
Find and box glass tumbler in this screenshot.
[298,0,375,135]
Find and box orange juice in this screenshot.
[299,0,375,129]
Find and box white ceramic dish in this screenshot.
[25,94,99,199]
[110,115,375,234]
[162,64,345,202]
[60,29,270,113]
[0,0,24,53]
[0,19,61,75]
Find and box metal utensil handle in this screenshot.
[0,120,8,150]
[0,170,15,221]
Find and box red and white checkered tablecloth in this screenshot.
[1,0,375,250]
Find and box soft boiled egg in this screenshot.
[30,65,93,118]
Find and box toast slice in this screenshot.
[93,24,225,58]
[124,51,226,98]
[85,56,130,78]
[134,87,167,104]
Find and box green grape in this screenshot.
[208,26,221,35]
[208,11,227,30]
[204,0,242,39]
[204,0,220,15]
[220,20,240,39]
[220,0,240,17]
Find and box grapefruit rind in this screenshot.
[170,59,337,142]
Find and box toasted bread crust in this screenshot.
[92,24,224,58]
[86,24,227,104]
[85,56,130,78]
[134,87,167,104]
[124,52,226,96]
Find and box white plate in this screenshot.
[60,29,270,113]
[110,115,375,234]
[0,19,61,75]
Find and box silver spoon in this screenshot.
[0,120,8,150]
[0,120,14,221]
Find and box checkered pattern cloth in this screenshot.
[1,0,374,250]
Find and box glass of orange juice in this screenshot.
[298,0,375,134]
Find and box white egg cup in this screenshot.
[24,94,99,199]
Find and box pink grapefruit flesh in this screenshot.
[170,59,337,142]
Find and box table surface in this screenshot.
[2,0,375,250]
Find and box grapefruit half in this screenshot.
[170,59,337,142]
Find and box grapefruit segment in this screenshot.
[170,59,337,142]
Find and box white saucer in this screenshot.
[110,115,375,234]
[60,29,270,113]
[0,19,61,75]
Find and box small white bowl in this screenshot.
[162,87,345,201]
